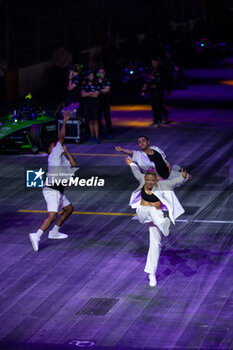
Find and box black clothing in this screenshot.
[84,98,99,121]
[98,77,111,91]
[150,89,163,124]
[98,78,112,136]
[148,66,171,91]
[66,73,84,104]
[141,185,160,202]
[145,65,171,123]
[82,81,100,121]
[82,80,100,94]
[147,151,170,179]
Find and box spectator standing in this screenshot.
[142,57,172,127]
[81,71,101,143]
[66,64,84,105]
[97,68,112,139]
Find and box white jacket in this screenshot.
[129,162,188,224]
[132,146,166,173]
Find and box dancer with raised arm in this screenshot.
[126,157,189,287]
[115,135,171,179]
[29,113,78,252]
[116,135,193,182]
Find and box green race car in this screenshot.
[0,95,57,153]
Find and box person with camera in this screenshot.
[142,57,172,127]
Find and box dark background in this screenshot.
[1,0,233,106]
[1,0,233,69]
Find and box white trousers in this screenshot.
[136,205,166,232]
[144,225,162,275]
[136,206,163,275]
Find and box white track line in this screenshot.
[176,219,233,224]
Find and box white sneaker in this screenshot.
[29,233,40,252]
[149,274,157,287]
[48,231,68,239]
[149,123,159,128]
[162,217,170,237]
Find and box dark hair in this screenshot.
[137,135,149,142]
[87,70,94,76]
[44,141,55,154]
[70,64,80,73]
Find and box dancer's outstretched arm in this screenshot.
[125,157,145,186]
[160,168,189,190]
[115,146,133,156]
[59,112,70,145]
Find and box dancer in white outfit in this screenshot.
[29,113,78,252]
[115,135,178,179]
[126,157,190,287]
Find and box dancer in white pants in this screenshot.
[116,135,193,182]
[126,158,190,287]
[144,224,162,277]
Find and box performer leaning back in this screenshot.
[29,113,78,252]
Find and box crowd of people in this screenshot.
[52,18,204,141]
[64,54,173,141]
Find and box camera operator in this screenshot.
[142,57,172,127]
[97,68,112,139]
